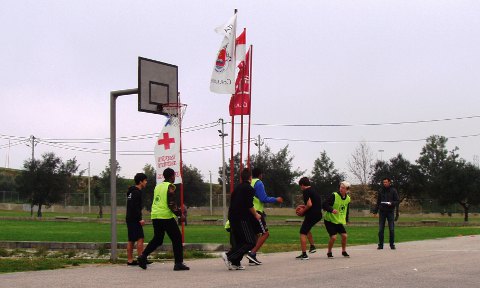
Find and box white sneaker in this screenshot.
[221,252,232,270]
[231,264,245,270]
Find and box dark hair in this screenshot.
[252,167,262,178]
[163,168,175,180]
[241,168,251,182]
[134,173,147,185]
[382,177,391,182]
[299,177,310,186]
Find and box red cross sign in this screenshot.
[157,132,175,150]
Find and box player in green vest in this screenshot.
[246,168,283,265]
[322,181,351,259]
[137,168,189,271]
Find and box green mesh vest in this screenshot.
[324,192,351,224]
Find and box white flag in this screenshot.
[154,118,182,184]
[210,14,237,94]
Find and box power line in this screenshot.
[252,115,480,128]
[264,132,480,144]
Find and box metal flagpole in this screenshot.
[247,45,253,168]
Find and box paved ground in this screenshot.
[1,235,479,288]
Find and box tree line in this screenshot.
[1,134,478,221]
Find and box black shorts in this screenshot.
[252,211,268,234]
[324,220,347,236]
[126,221,144,242]
[300,216,321,235]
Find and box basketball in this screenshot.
[295,205,306,216]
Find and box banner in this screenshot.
[210,14,237,94]
[229,48,250,116]
[154,119,182,184]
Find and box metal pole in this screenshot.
[110,88,138,262]
[88,162,91,213]
[209,170,213,216]
[219,118,228,225]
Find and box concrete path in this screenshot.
[1,235,479,288]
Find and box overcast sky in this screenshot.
[1,0,479,184]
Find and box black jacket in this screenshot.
[228,182,255,222]
[374,186,399,213]
[126,186,142,222]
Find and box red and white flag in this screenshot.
[210,14,237,94]
[154,118,182,184]
[236,29,246,63]
[230,48,250,116]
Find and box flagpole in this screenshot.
[247,44,253,168]
[229,8,238,193]
[239,27,247,176]
[178,94,185,245]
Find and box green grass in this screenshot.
[0,219,478,245]
[0,258,109,274]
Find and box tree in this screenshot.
[371,154,424,219]
[217,152,242,194]
[310,151,345,199]
[417,135,458,183]
[91,176,103,218]
[181,164,207,206]
[142,164,156,211]
[98,160,127,206]
[432,161,480,222]
[347,141,374,199]
[250,145,304,206]
[16,152,81,217]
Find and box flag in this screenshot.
[236,29,246,62]
[210,14,237,94]
[230,48,250,116]
[154,118,182,184]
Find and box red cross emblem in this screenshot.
[157,133,175,150]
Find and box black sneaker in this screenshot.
[390,245,396,250]
[342,251,350,258]
[248,260,257,266]
[127,260,138,266]
[137,255,147,270]
[309,245,317,253]
[146,260,153,265]
[295,253,309,260]
[377,245,383,250]
[327,252,334,259]
[173,263,190,271]
[246,252,262,265]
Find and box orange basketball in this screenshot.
[295,204,306,216]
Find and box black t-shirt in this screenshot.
[126,186,142,223]
[228,182,255,222]
[302,187,322,219]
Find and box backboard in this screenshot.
[138,57,178,116]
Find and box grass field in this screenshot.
[0,219,478,246]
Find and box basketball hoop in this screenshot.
[162,103,187,127]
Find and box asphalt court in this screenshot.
[1,235,479,288]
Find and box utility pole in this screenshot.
[209,170,213,216]
[29,135,37,161]
[88,162,91,213]
[218,118,228,225]
[254,135,264,158]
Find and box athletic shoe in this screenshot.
[327,252,334,259]
[221,252,232,270]
[309,245,317,253]
[390,245,396,250]
[146,260,153,265]
[246,252,262,265]
[248,260,257,266]
[377,245,383,250]
[137,255,147,270]
[231,264,245,270]
[173,263,190,271]
[295,253,309,260]
[342,251,350,258]
[127,260,138,266]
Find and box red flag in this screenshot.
[230,48,250,116]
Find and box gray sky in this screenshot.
[1,0,479,184]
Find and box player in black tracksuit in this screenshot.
[126,173,148,265]
[373,177,399,249]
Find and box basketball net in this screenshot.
[162,103,187,126]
